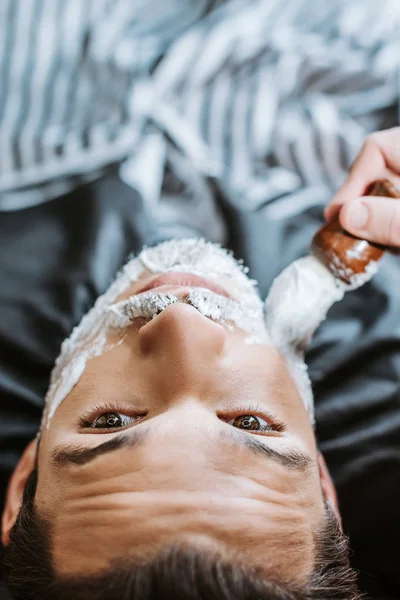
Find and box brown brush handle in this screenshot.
[312,180,400,284]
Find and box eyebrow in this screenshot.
[52,427,312,472]
[222,429,313,472]
[52,429,150,466]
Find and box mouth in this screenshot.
[134,272,235,300]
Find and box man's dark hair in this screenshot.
[3,468,363,600]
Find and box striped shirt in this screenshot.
[0,0,399,215]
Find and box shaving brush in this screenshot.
[312,180,400,285]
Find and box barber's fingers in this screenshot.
[324,128,400,221]
[339,195,400,248]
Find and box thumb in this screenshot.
[339,196,400,247]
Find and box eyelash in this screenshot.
[78,403,147,429]
[78,402,285,433]
[218,403,286,433]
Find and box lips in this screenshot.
[134,272,233,299]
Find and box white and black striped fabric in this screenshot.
[0,0,399,213]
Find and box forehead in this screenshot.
[45,431,318,578]
[39,446,317,590]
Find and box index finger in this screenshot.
[324,127,400,220]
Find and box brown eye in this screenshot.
[233,415,269,431]
[92,413,132,429]
[221,410,285,434]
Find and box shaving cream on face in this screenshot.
[109,289,267,343]
[43,239,266,426]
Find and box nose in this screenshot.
[138,303,226,359]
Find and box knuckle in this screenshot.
[365,129,395,152]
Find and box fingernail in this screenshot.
[347,202,368,231]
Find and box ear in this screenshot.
[317,452,342,527]
[1,439,37,546]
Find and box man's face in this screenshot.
[5,240,331,583]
